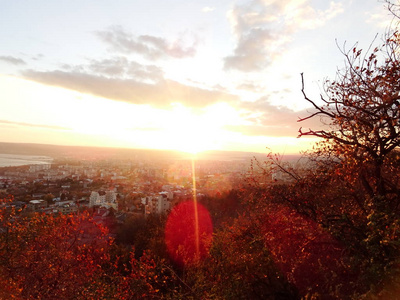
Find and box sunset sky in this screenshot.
[0,0,393,154]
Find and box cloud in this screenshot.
[21,49,237,109]
[32,54,44,61]
[0,56,26,65]
[236,81,265,92]
[224,0,344,72]
[85,57,164,82]
[227,98,325,137]
[59,56,164,85]
[202,7,216,13]
[96,26,198,60]
[286,1,344,29]
[0,119,70,131]
[22,69,238,108]
[127,126,160,132]
[366,8,394,29]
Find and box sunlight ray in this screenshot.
[192,157,200,259]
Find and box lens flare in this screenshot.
[165,201,213,267]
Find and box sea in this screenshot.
[0,154,53,167]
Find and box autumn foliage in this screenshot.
[1,2,400,299]
[0,200,174,299]
[165,201,213,267]
[0,201,109,299]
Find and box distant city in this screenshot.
[0,142,302,222]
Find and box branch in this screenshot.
[300,73,335,120]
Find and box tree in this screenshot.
[295,2,400,295]
[299,7,400,210]
[0,206,112,299]
[182,203,298,299]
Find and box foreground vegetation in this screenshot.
[1,1,400,299]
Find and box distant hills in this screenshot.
[0,142,285,162]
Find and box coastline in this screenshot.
[0,154,53,167]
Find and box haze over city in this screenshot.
[0,0,392,154]
[2,1,400,297]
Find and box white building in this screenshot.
[89,190,118,210]
[89,191,100,207]
[106,191,117,203]
[29,164,51,173]
[159,191,173,200]
[28,199,47,211]
[142,193,171,215]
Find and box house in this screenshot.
[27,199,47,211]
[54,201,78,214]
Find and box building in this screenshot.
[27,199,47,211]
[29,164,51,173]
[89,190,118,210]
[89,191,100,207]
[142,193,171,215]
[54,201,78,214]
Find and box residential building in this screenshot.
[142,193,171,215]
[27,199,47,211]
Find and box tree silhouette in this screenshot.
[295,3,400,295]
[299,16,400,209]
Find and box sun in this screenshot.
[54,91,242,153]
[172,131,211,154]
[163,103,235,154]
[165,114,219,154]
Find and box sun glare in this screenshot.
[1,76,309,153]
[172,119,217,153]
[163,103,237,154]
[61,96,239,153]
